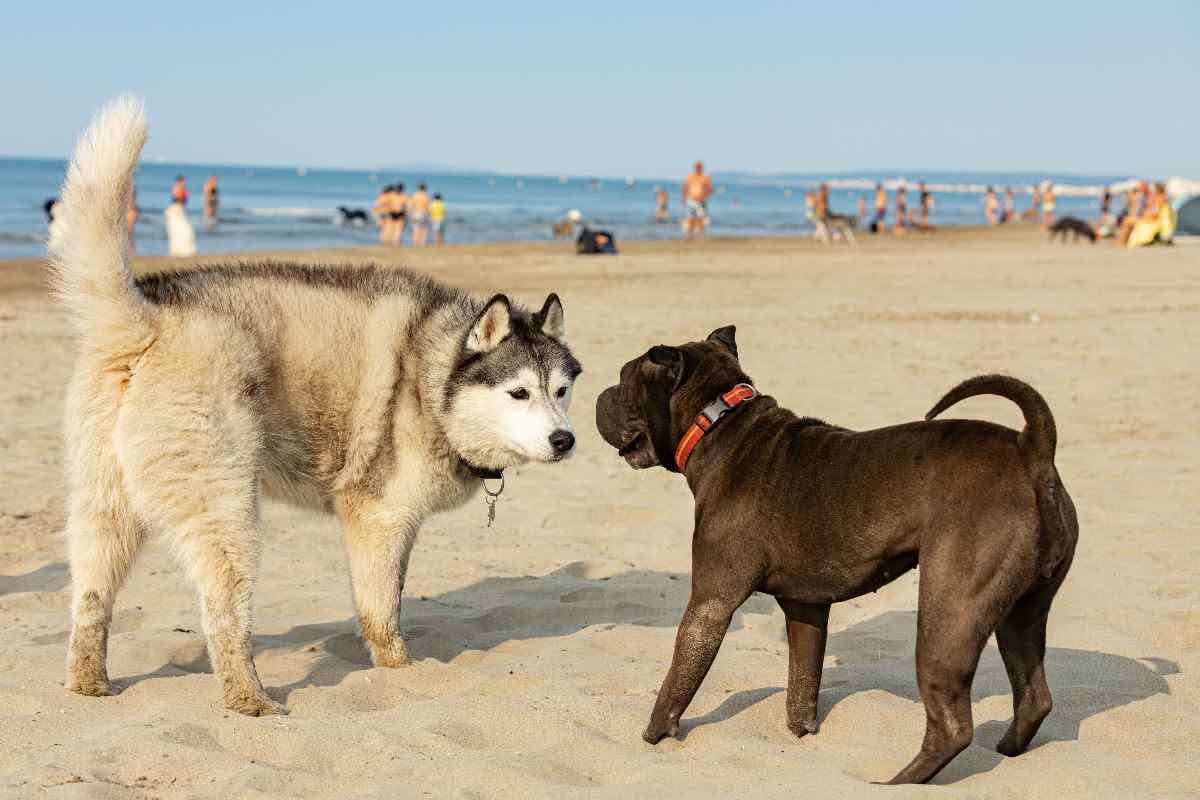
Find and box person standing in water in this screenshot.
[171,175,188,207]
[126,184,139,256]
[894,186,908,234]
[985,186,998,225]
[408,183,431,246]
[682,160,713,240]
[203,175,219,228]
[390,183,408,245]
[430,193,446,245]
[373,185,393,244]
[1003,187,1015,223]
[919,182,933,230]
[655,187,669,222]
[1041,181,1056,230]
[856,193,866,226]
[873,183,887,232]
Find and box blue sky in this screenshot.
[3,2,1197,177]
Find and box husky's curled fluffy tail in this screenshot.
[48,95,157,348]
[926,374,1069,577]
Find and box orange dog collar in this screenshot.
[674,383,758,471]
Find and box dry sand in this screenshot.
[0,227,1196,798]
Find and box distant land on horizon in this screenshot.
[0,154,1159,185]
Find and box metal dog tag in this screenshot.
[482,475,505,528]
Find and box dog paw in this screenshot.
[642,719,679,744]
[226,692,288,717]
[66,678,121,697]
[368,639,412,668]
[787,718,819,738]
[996,731,1024,757]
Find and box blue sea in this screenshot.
[0,157,1130,259]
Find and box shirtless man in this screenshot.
[873,183,887,232]
[203,175,219,227]
[389,183,408,245]
[408,183,431,246]
[682,160,713,240]
[373,185,393,244]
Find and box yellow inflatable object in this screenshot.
[1128,204,1178,248]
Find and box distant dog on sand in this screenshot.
[337,206,371,226]
[163,201,197,257]
[49,97,582,716]
[1047,216,1096,243]
[596,329,1077,784]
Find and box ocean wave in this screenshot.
[0,232,45,244]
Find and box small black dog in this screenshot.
[337,206,371,226]
[1048,216,1096,243]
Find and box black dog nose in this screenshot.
[549,430,575,453]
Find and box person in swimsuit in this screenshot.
[126,184,139,256]
[655,187,669,222]
[171,175,188,207]
[1042,182,1056,230]
[873,183,887,232]
[408,183,431,246]
[894,186,908,234]
[430,193,446,245]
[1003,187,1015,223]
[1025,184,1041,221]
[919,182,933,230]
[203,175,219,227]
[682,161,713,240]
[373,185,393,243]
[389,183,408,245]
[856,193,866,225]
[985,186,998,225]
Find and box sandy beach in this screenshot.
[0,227,1196,798]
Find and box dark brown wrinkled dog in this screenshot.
[595,327,1078,784]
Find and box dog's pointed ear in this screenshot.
[466,294,512,353]
[707,325,738,357]
[536,293,565,340]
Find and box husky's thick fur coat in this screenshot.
[49,97,581,715]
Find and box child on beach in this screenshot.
[430,193,446,245]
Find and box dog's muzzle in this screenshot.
[595,386,659,469]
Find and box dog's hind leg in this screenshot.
[64,376,145,698]
[116,359,282,716]
[65,496,142,697]
[995,557,1071,756]
[884,548,1025,785]
[338,497,423,668]
[777,599,831,737]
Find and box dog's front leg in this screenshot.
[777,599,830,737]
[644,587,751,744]
[339,502,423,668]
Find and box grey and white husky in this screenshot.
[49,97,582,715]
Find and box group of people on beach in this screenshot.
[983,183,1055,228]
[372,183,447,246]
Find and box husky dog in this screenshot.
[48,97,582,716]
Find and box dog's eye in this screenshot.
[508,388,530,400]
[556,387,567,398]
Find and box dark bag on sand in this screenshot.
[576,226,618,255]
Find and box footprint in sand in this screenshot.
[560,587,605,603]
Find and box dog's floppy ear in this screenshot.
[647,344,684,384]
[466,294,512,353]
[536,293,565,340]
[706,325,738,357]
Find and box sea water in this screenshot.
[0,157,1131,259]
